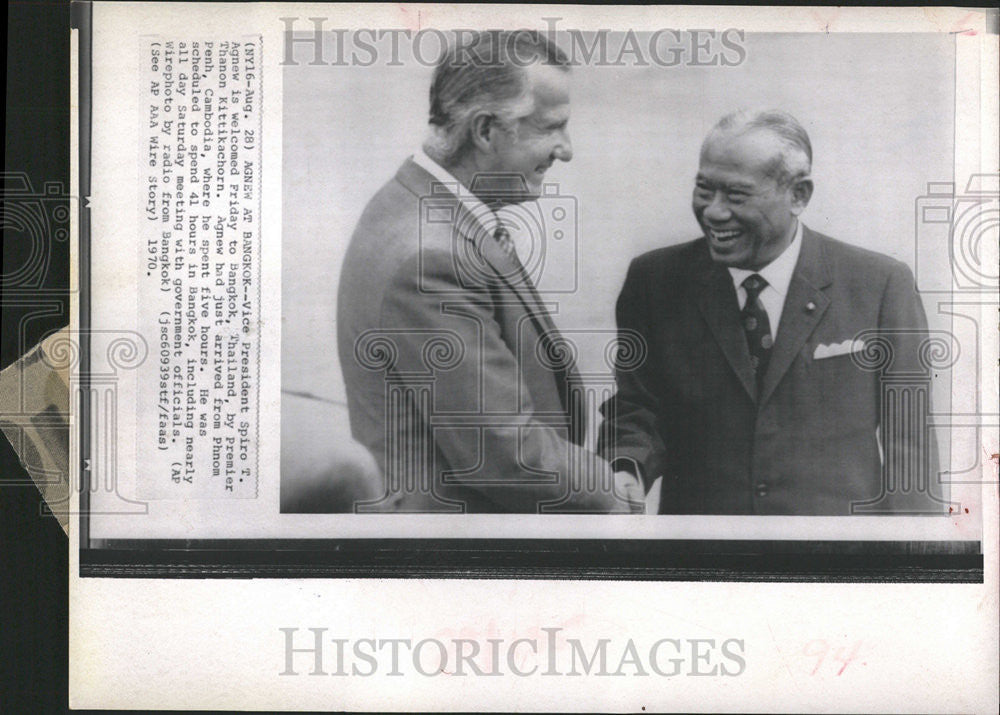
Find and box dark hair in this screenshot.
[424,30,569,165]
[708,109,813,185]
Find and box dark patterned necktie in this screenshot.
[741,273,772,386]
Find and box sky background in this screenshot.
[281,32,955,478]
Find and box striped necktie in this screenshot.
[492,224,519,265]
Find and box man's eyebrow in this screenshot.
[695,175,755,189]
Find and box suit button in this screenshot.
[755,482,769,497]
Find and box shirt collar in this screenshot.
[728,220,804,299]
[411,149,498,234]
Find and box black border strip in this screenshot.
[81,539,983,581]
[71,0,92,548]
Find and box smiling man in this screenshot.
[336,31,642,513]
[598,109,945,515]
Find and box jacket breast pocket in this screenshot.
[805,349,878,431]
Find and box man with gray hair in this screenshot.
[337,30,642,513]
[599,109,945,515]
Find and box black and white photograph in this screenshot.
[76,7,994,560]
[280,26,973,523]
[1,2,995,711]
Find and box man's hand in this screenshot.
[614,471,646,514]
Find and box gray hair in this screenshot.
[706,109,813,186]
[423,30,570,167]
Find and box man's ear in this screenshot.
[789,177,814,215]
[470,112,498,154]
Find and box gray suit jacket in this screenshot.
[599,228,946,515]
[338,159,634,513]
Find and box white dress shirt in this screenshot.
[411,148,502,235]
[727,220,804,340]
[411,149,539,265]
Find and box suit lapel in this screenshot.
[471,221,557,333]
[758,228,832,405]
[395,158,552,331]
[694,249,758,402]
[472,217,582,424]
[395,159,580,420]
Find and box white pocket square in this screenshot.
[813,339,866,360]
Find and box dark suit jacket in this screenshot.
[599,228,945,515]
[337,159,632,513]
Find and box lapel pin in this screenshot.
[805,301,816,312]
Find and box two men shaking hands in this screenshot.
[337,30,944,515]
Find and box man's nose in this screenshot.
[702,193,731,222]
[554,131,573,162]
